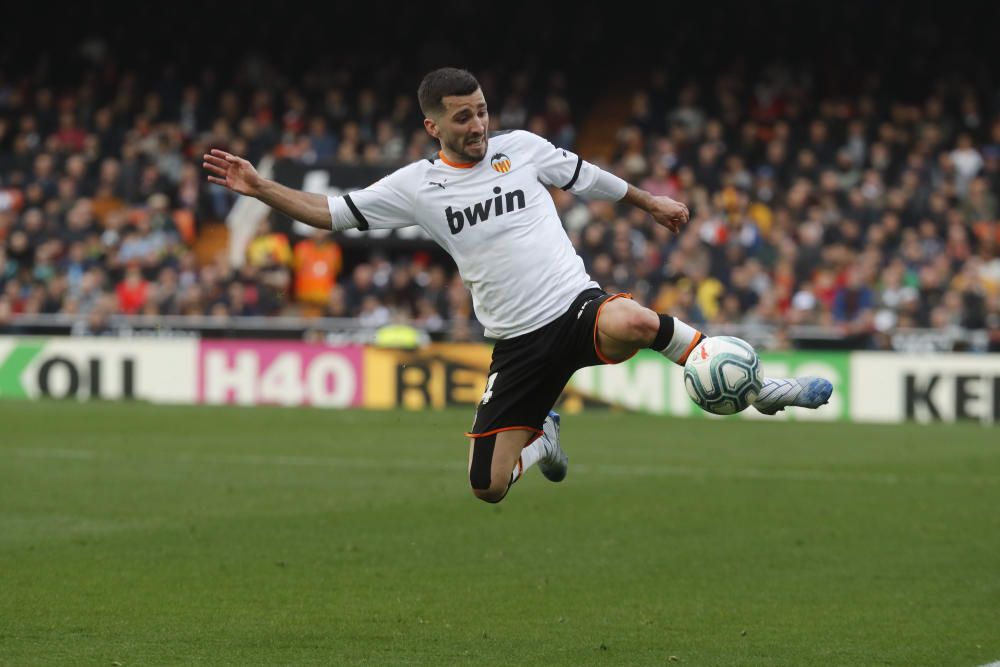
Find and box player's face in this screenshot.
[427,88,489,163]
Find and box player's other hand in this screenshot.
[203,149,261,197]
[649,196,689,233]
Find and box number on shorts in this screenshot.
[481,372,498,405]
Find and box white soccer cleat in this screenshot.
[753,377,833,415]
[537,410,568,482]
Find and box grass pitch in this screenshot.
[1,401,998,666]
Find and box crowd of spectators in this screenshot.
[1,42,999,349]
[576,71,1000,350]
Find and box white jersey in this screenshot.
[327,130,628,339]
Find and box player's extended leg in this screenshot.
[467,418,565,503]
[594,297,832,412]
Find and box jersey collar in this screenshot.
[438,151,478,169]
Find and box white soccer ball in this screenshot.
[683,336,762,415]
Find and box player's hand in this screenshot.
[202,149,262,197]
[648,196,689,233]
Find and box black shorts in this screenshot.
[466,288,635,439]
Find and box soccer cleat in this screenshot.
[753,377,833,415]
[537,410,568,482]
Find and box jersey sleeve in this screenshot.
[327,165,418,232]
[518,130,628,201]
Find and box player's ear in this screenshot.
[424,117,439,139]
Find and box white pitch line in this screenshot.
[6,447,1000,486]
[184,453,458,473]
[179,454,1000,486]
[8,448,98,460]
[572,462,903,485]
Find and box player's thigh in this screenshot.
[596,297,659,362]
[466,428,536,480]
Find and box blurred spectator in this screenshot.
[116,265,148,314]
[293,233,342,306]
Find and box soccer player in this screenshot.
[203,68,832,504]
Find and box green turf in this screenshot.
[1,401,998,666]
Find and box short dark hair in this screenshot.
[417,68,480,118]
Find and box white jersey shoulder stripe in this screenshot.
[342,194,369,230]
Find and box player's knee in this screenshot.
[624,307,660,343]
[470,482,509,504]
[603,298,660,344]
[469,468,510,503]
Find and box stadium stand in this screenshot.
[1,2,998,351]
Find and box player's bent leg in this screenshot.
[467,417,567,503]
[467,428,535,503]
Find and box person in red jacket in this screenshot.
[115,264,148,314]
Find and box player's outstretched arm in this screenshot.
[621,184,689,234]
[202,149,332,230]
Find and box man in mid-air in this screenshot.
[203,68,832,504]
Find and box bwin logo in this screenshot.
[445,187,526,235]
